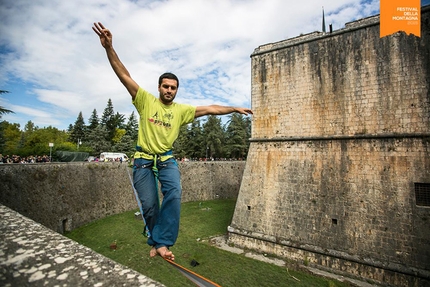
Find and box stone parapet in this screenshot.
[0,161,245,234]
[0,204,164,287]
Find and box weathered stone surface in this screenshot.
[0,161,245,286]
[230,6,430,287]
[0,161,245,234]
[0,204,164,287]
[180,161,245,202]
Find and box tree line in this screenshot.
[0,95,251,160]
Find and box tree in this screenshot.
[173,124,190,159]
[87,109,99,132]
[70,112,86,148]
[202,115,225,159]
[225,114,251,159]
[125,111,138,140]
[101,99,116,143]
[19,121,38,154]
[0,91,14,120]
[174,121,201,159]
[112,134,135,155]
[187,119,205,159]
[0,121,21,154]
[24,121,36,134]
[19,126,69,156]
[86,124,111,155]
[112,128,126,144]
[113,112,126,130]
[0,106,13,118]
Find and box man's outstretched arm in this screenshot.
[92,22,139,100]
[195,105,253,118]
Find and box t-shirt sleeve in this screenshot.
[132,87,151,112]
[180,104,196,126]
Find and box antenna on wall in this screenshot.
[322,6,326,33]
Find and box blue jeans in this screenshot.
[133,157,181,249]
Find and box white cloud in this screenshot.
[0,0,380,130]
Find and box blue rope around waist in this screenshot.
[135,146,173,157]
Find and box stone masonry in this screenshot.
[0,161,245,233]
[229,6,430,287]
[0,161,244,286]
[0,204,164,287]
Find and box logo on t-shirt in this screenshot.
[148,111,173,129]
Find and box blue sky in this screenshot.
[0,0,427,131]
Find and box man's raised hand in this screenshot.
[92,22,112,49]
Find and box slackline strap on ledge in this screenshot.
[164,258,221,287]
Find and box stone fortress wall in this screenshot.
[0,161,244,286]
[228,6,430,287]
[0,161,245,233]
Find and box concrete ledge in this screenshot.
[0,204,164,287]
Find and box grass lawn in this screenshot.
[66,199,351,287]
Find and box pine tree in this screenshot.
[187,119,204,159]
[225,114,250,159]
[70,112,86,147]
[86,125,111,155]
[202,115,225,159]
[101,99,116,143]
[114,112,126,130]
[88,109,99,132]
[125,111,138,140]
[173,124,190,159]
[24,120,36,134]
[112,134,135,155]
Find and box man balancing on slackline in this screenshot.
[92,22,253,260]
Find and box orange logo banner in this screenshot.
[380,0,420,37]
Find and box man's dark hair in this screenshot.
[159,72,179,88]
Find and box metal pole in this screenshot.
[49,143,54,162]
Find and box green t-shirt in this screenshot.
[132,87,196,160]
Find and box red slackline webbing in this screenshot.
[164,258,222,287]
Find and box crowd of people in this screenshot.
[87,156,124,162]
[0,154,51,164]
[0,154,244,164]
[180,157,245,162]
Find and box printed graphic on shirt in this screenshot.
[148,110,174,129]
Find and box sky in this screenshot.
[0,0,428,131]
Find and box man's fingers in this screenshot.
[92,22,107,35]
[92,22,102,35]
[92,22,111,41]
[92,26,101,36]
[98,22,106,29]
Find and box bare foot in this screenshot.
[156,246,175,261]
[150,246,157,257]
